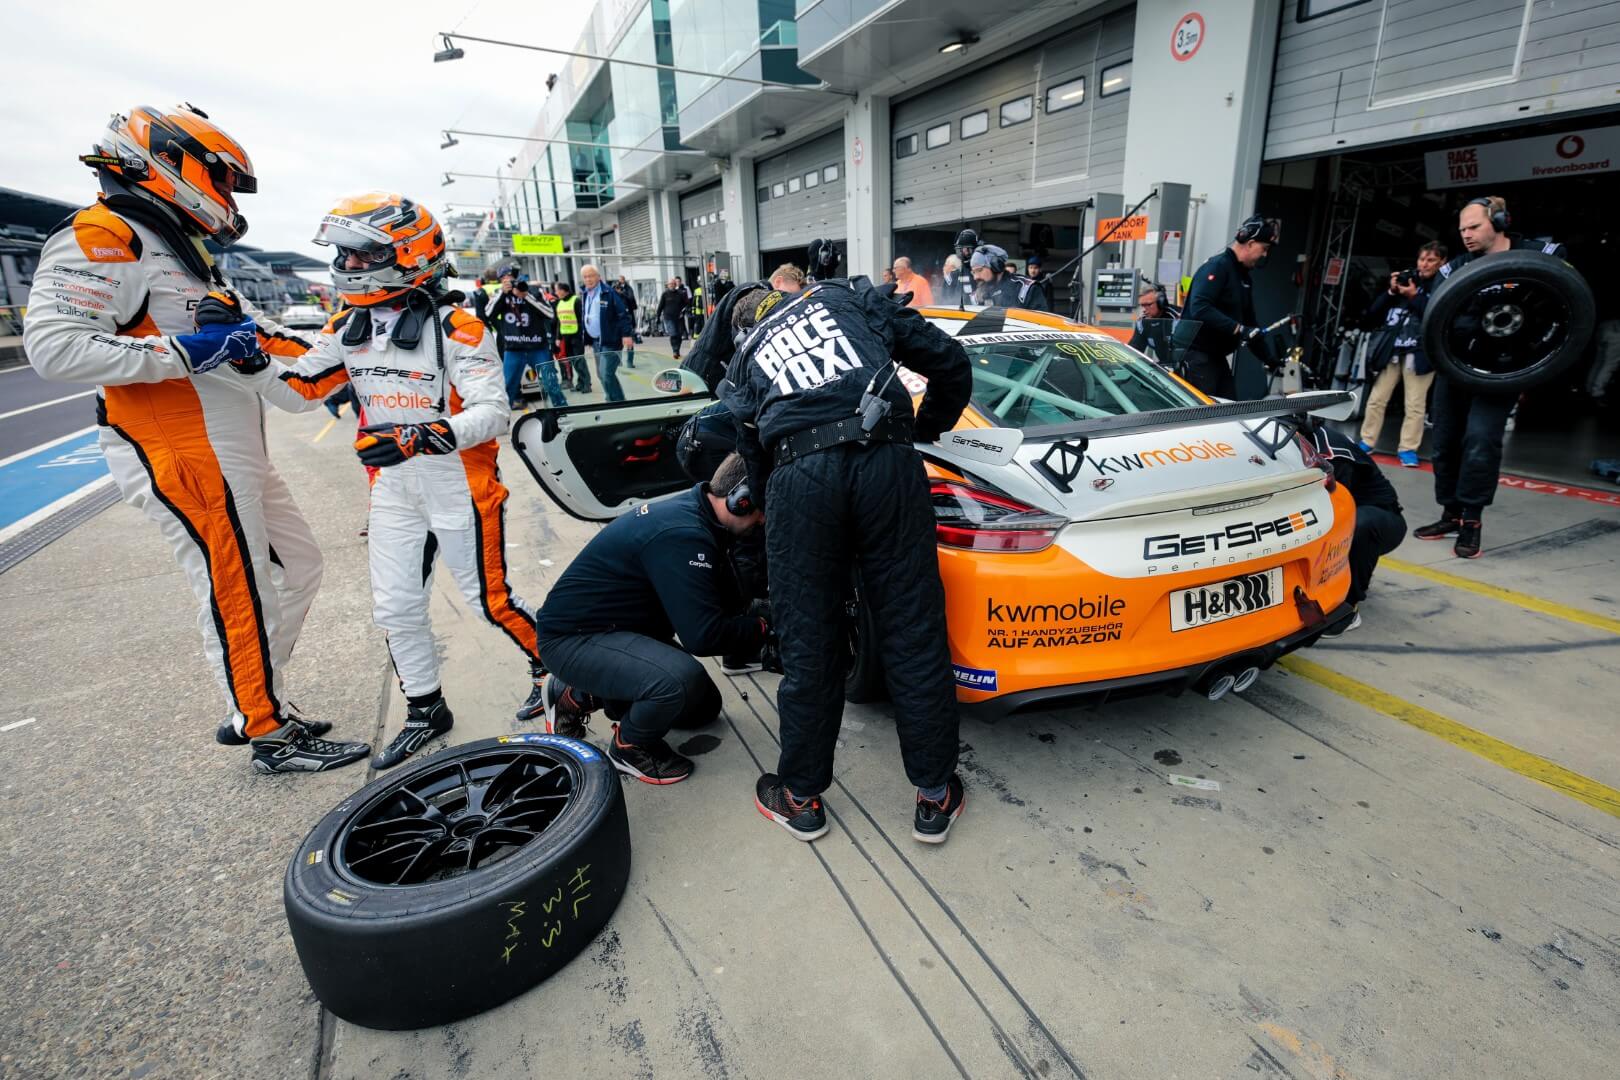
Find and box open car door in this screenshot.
[511,367,717,521]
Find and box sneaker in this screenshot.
[720,650,763,676]
[607,724,693,785]
[217,713,332,746]
[515,662,548,723]
[1318,607,1362,638]
[371,699,454,770]
[1454,519,1483,559]
[541,674,596,738]
[1357,439,1375,454]
[250,720,370,774]
[754,773,828,841]
[1413,513,1462,540]
[1398,450,1420,468]
[913,773,966,844]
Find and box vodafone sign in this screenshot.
[1425,126,1618,190]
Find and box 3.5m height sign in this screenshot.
[1425,127,1617,189]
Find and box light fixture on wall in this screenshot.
[938,33,979,54]
[441,173,455,186]
[433,35,465,62]
[440,132,459,149]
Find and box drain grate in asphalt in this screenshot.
[0,482,121,575]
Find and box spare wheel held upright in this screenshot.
[284,734,631,1030]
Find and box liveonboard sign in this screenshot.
[1426,127,1617,189]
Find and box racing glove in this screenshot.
[178,291,266,374]
[354,421,458,468]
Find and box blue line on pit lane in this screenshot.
[0,431,109,532]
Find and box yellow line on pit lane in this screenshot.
[311,417,337,444]
[1278,656,1620,820]
[1382,557,1620,637]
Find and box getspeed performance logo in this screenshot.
[1144,508,1320,561]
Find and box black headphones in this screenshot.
[724,475,755,517]
[974,244,1007,276]
[1235,215,1279,245]
[1466,196,1511,233]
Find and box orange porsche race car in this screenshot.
[514,305,1358,717]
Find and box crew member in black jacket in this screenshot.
[535,453,769,785]
[485,280,560,407]
[1182,215,1278,398]
[1311,426,1405,636]
[722,278,973,845]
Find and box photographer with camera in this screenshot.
[1182,215,1280,398]
[1357,242,1446,467]
[1412,196,1570,559]
[486,278,560,409]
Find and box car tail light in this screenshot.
[930,481,1066,552]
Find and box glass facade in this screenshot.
[669,0,813,105]
[610,0,682,152]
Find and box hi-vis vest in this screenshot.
[557,295,580,334]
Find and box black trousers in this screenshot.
[766,441,959,796]
[1182,348,1236,398]
[1430,375,1514,517]
[1349,505,1406,605]
[538,631,719,745]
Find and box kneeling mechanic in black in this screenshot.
[722,277,973,845]
[535,453,769,784]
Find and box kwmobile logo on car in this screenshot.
[1087,438,1236,475]
[985,594,1128,649]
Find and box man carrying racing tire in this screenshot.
[533,452,771,785]
[722,278,973,845]
[265,192,550,769]
[1412,196,1570,560]
[24,104,371,773]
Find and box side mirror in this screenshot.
[653,367,708,395]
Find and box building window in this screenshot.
[1045,76,1086,113]
[999,96,1033,127]
[925,122,951,150]
[960,110,989,139]
[895,133,919,158]
[1297,0,1371,20]
[772,182,785,198]
[758,186,770,203]
[823,164,839,183]
[788,176,802,193]
[804,169,820,189]
[1100,61,1132,97]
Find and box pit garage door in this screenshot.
[755,127,846,271]
[679,182,725,266]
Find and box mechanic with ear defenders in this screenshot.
[1182,214,1280,398]
[970,243,1051,311]
[532,453,770,786]
[720,270,974,846]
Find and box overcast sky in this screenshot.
[2,0,593,256]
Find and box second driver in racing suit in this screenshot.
[269,192,549,768]
[24,104,371,774]
[722,278,973,845]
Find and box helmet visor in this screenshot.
[314,214,394,254]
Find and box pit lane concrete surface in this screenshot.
[2,380,1618,1080]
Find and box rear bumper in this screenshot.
[959,602,1355,720]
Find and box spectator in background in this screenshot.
[579,264,635,402]
[881,267,897,285]
[658,277,690,360]
[1026,253,1046,286]
[613,275,640,368]
[891,257,934,308]
[487,279,562,408]
[554,281,586,392]
[769,264,805,294]
[1358,242,1446,467]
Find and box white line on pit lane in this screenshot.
[0,390,97,421]
[0,424,97,468]
[1,717,38,732]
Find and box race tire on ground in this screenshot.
[1423,250,1594,394]
[284,734,631,1030]
[844,576,888,704]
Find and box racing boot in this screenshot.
[216,702,333,746]
[541,674,598,738]
[606,723,693,785]
[913,773,966,845]
[371,697,454,770]
[1412,511,1462,541]
[515,660,549,723]
[250,720,370,774]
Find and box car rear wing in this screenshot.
[1016,390,1354,494]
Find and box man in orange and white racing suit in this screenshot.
[23,104,371,773]
[266,192,548,769]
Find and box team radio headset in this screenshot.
[1466,196,1510,233]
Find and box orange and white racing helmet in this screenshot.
[314,192,449,307]
[86,104,256,244]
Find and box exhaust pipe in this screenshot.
[1230,666,1261,693]
[1204,673,1236,701]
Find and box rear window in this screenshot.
[959,333,1200,428]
